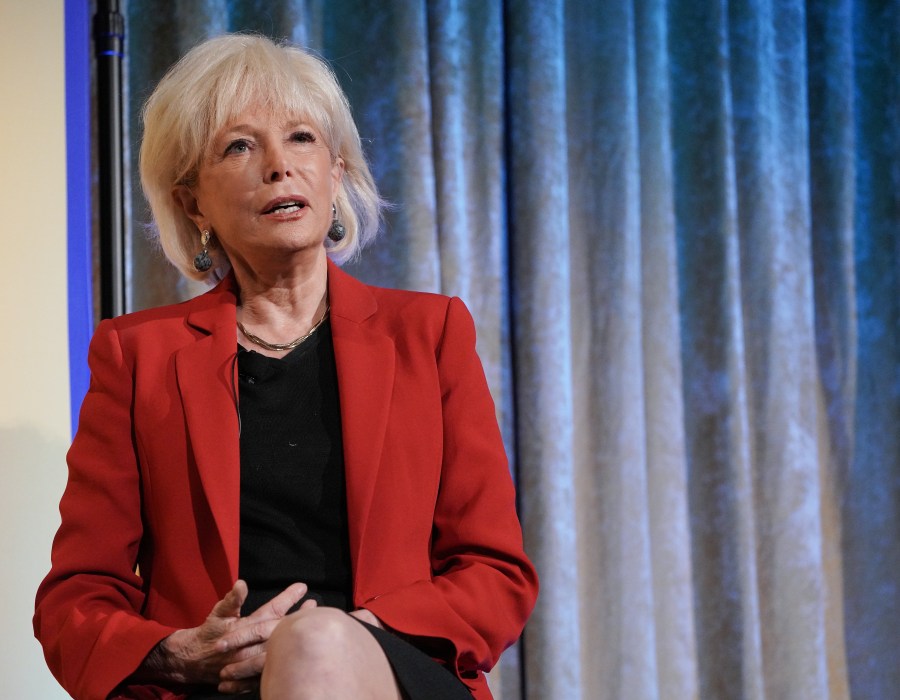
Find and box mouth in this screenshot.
[262,196,309,215]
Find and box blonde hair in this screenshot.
[140,33,383,281]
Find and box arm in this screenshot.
[33,320,309,698]
[362,297,539,679]
[33,319,178,699]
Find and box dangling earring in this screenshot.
[193,229,212,272]
[328,204,346,242]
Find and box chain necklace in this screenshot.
[238,302,330,352]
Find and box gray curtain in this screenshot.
[122,1,899,698]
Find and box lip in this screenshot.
[260,195,310,216]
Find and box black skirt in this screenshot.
[185,618,472,700]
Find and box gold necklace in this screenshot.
[238,302,330,352]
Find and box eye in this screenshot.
[224,138,250,155]
[291,130,316,144]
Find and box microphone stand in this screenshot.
[93,0,126,319]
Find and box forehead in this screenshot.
[214,107,320,134]
[207,85,331,147]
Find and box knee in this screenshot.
[263,607,398,700]
[268,606,355,666]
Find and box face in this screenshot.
[176,107,344,270]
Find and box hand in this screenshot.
[142,580,309,694]
[216,590,319,693]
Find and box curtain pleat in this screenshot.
[506,2,581,697]
[729,0,831,694]
[842,3,900,698]
[635,0,699,697]
[563,0,662,697]
[804,0,856,696]
[671,1,764,695]
[119,1,900,698]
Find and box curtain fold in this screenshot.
[635,0,699,697]
[506,1,581,696]
[119,1,900,698]
[730,0,830,693]
[843,3,900,698]
[671,2,763,694]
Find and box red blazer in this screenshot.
[34,262,538,700]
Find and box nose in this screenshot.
[266,166,290,183]
[263,143,292,183]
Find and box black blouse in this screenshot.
[236,321,352,615]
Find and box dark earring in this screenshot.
[193,229,212,272]
[328,204,346,242]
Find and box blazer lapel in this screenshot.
[328,263,395,593]
[174,276,242,583]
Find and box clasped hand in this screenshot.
[153,579,313,694]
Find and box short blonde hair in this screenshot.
[140,33,383,281]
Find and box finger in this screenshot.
[210,580,249,620]
[224,640,268,663]
[216,618,279,653]
[247,582,308,621]
[218,676,261,696]
[217,589,316,653]
[219,650,267,685]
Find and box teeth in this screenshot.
[269,201,305,213]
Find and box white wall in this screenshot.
[0,1,74,696]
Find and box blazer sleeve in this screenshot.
[362,297,539,680]
[33,320,176,700]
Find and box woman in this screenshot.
[34,34,537,700]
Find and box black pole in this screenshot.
[93,0,126,319]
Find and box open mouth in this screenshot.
[263,198,308,215]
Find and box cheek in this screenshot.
[213,181,254,211]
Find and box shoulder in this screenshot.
[368,284,453,317]
[361,286,481,366]
[105,298,195,332]
[96,276,236,351]
[364,283,476,338]
[329,262,467,337]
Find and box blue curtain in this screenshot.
[122,1,899,698]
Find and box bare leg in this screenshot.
[261,607,403,700]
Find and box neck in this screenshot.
[233,252,329,357]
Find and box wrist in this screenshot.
[139,631,189,684]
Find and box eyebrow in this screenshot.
[219,118,315,135]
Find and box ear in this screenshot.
[172,184,207,230]
[330,157,345,198]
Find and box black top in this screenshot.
[236,321,352,615]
